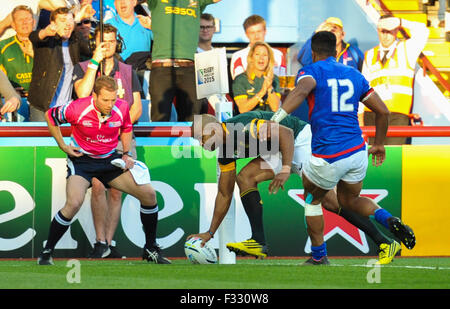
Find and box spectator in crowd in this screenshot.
[230,15,286,80]
[297,17,364,72]
[28,7,92,121]
[294,17,365,123]
[146,0,222,122]
[361,15,429,144]
[197,13,215,53]
[232,41,281,113]
[0,0,67,41]
[38,76,170,265]
[106,0,153,71]
[0,70,21,119]
[74,17,92,41]
[0,6,35,91]
[0,5,35,121]
[73,24,142,258]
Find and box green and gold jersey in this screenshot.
[232,73,281,112]
[0,36,33,91]
[217,111,308,170]
[147,0,214,60]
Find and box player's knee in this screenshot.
[139,186,157,205]
[236,171,255,189]
[322,195,339,213]
[91,179,106,195]
[109,189,122,202]
[64,198,84,215]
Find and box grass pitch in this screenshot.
[1,256,449,290]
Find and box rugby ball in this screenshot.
[184,237,218,264]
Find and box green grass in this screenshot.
[1,257,449,289]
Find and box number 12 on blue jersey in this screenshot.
[327,78,355,112]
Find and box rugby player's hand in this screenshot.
[368,144,385,167]
[62,144,83,157]
[122,154,134,170]
[268,171,290,194]
[187,232,211,248]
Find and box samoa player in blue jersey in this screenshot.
[271,31,416,265]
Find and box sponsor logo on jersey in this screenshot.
[82,120,93,127]
[165,6,197,18]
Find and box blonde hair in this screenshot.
[246,41,274,82]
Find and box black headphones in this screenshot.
[89,25,126,54]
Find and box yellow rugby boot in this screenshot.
[226,239,268,259]
[376,241,401,265]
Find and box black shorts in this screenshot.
[67,152,125,188]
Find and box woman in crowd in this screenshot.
[232,41,281,113]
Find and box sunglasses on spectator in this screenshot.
[77,19,91,26]
[200,25,215,30]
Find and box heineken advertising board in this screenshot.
[0,146,402,258]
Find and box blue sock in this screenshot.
[311,242,327,261]
[374,208,392,229]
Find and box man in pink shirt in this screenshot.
[37,76,170,265]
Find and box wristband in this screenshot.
[271,108,288,123]
[208,230,214,238]
[90,59,100,66]
[87,63,98,70]
[122,151,131,157]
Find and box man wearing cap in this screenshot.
[361,15,429,145]
[297,17,364,71]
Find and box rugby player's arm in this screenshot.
[280,76,316,114]
[45,110,83,157]
[361,90,390,166]
[187,163,236,246]
[268,124,294,194]
[209,167,236,235]
[119,129,134,168]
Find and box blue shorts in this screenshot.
[67,152,125,188]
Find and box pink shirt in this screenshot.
[47,96,133,158]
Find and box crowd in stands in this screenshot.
[0,0,432,139]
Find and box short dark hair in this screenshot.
[201,13,215,25]
[94,23,118,39]
[311,31,337,57]
[94,76,117,95]
[50,7,73,22]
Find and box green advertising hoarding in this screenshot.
[0,146,401,258]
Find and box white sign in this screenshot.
[195,48,229,99]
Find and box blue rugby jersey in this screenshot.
[296,57,374,163]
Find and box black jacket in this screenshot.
[28,30,91,112]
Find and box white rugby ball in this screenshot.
[184,237,218,264]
